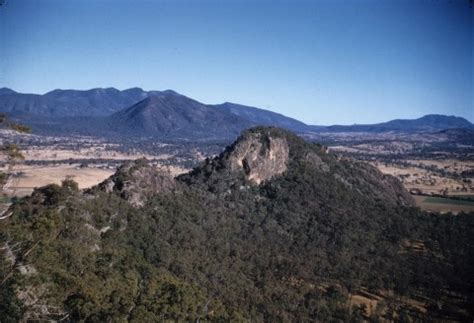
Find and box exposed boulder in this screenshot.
[96,159,177,207]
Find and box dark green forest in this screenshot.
[1,128,473,322]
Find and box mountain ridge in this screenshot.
[215,102,311,132]
[104,94,254,139]
[1,87,472,138]
[322,114,473,132]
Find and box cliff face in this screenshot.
[224,131,289,184]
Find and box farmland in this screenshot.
[0,130,197,197]
[311,130,474,214]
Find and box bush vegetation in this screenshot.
[1,128,473,321]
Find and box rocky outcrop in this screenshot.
[180,126,413,206]
[224,130,289,184]
[100,127,413,208]
[97,159,177,207]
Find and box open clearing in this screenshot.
[2,162,190,198]
[3,164,115,197]
[22,146,170,161]
[374,162,474,196]
[0,132,192,198]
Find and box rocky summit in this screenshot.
[181,127,414,207]
[223,129,290,184]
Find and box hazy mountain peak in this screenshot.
[134,94,174,106]
[43,88,63,95]
[106,92,254,138]
[0,87,16,95]
[103,87,120,92]
[418,114,471,123]
[122,87,145,94]
[161,89,180,95]
[385,114,473,129]
[324,113,473,133]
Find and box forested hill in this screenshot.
[1,127,473,321]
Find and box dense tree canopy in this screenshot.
[1,128,473,322]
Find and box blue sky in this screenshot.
[0,0,472,125]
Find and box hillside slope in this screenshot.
[1,127,473,322]
[216,102,310,132]
[1,88,316,138]
[104,95,254,139]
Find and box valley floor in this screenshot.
[313,131,474,214]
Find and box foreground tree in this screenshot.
[0,114,30,218]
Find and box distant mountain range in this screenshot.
[0,87,472,139]
[324,114,473,133]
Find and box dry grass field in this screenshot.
[2,163,190,198]
[2,164,115,197]
[373,163,473,195]
[325,132,474,214]
[405,159,474,172]
[22,146,171,161]
[3,161,192,197]
[0,137,191,197]
[374,161,474,213]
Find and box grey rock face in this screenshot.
[98,160,177,207]
[225,132,289,184]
